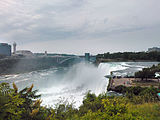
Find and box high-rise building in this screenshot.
[85,53,90,61]
[148,47,160,52]
[0,43,11,56]
[13,42,16,54]
[16,50,33,56]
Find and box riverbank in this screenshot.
[0,56,80,75]
[97,58,159,63]
[0,57,58,75]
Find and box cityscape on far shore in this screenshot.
[0,42,160,58]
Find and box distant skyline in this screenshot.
[0,0,160,55]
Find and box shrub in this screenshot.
[1,82,160,120]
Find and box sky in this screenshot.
[0,0,160,55]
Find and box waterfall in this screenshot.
[1,61,158,108]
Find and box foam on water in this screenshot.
[39,62,107,107]
[0,62,158,108]
[39,62,128,108]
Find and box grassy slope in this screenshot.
[128,102,160,120]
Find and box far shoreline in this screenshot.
[96,58,160,63]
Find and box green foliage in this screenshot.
[54,104,78,120]
[102,97,127,116]
[80,97,144,120]
[0,83,25,120]
[97,51,160,61]
[135,64,160,80]
[0,83,12,95]
[0,82,160,120]
[79,92,103,116]
[128,103,160,120]
[114,85,159,104]
[0,82,44,120]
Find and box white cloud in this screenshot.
[0,0,160,54]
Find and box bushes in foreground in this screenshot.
[114,85,160,104]
[0,82,160,120]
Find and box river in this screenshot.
[0,62,159,108]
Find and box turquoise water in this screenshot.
[158,93,160,96]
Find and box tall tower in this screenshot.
[13,42,16,54]
[45,51,47,56]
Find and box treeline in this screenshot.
[135,64,160,80]
[0,82,160,120]
[96,51,160,61]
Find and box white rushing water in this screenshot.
[39,62,128,107]
[0,62,158,108]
